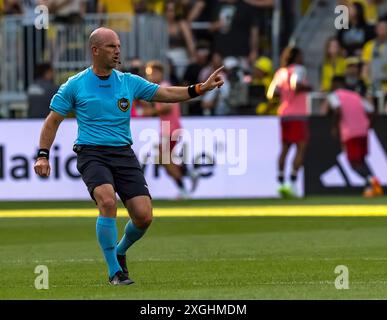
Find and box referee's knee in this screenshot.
[134,207,153,229]
[97,196,117,217]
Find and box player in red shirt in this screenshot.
[327,76,383,197]
[145,61,199,199]
[267,47,312,197]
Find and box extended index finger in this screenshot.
[211,66,224,77]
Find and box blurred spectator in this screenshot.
[186,0,209,23]
[201,64,230,116]
[135,0,164,15]
[133,0,146,13]
[97,0,134,31]
[27,63,59,118]
[40,1,86,76]
[280,0,296,51]
[249,56,277,115]
[126,56,145,77]
[21,0,47,89]
[361,15,387,101]
[246,0,273,56]
[148,0,165,15]
[180,0,194,18]
[182,45,211,115]
[320,37,347,92]
[186,0,216,47]
[140,0,187,16]
[98,0,134,15]
[346,0,386,26]
[183,46,210,86]
[337,1,375,56]
[379,1,387,18]
[3,0,22,14]
[344,56,367,96]
[166,57,180,86]
[224,56,251,113]
[199,52,228,115]
[210,0,261,71]
[165,0,196,81]
[199,51,224,83]
[42,0,86,24]
[84,0,98,13]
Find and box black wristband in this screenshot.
[188,85,199,98]
[37,149,49,160]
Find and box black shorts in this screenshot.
[75,144,151,203]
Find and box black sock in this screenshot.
[365,176,372,187]
[351,162,372,187]
[175,178,185,191]
[290,170,297,183]
[278,171,284,184]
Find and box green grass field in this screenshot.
[1,196,387,299]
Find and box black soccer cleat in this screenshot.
[117,254,129,277]
[109,270,134,286]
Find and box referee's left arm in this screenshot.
[152,66,225,103]
[34,111,65,177]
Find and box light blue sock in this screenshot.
[96,216,122,278]
[117,220,146,256]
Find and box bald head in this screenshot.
[89,27,119,49]
[89,27,121,73]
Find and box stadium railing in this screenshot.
[0,13,168,118]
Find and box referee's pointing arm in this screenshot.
[152,66,225,103]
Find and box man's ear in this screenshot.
[91,46,98,56]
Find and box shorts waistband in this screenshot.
[73,144,131,153]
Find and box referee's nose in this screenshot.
[112,44,120,57]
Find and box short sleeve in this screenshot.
[49,79,75,116]
[327,92,341,109]
[130,74,160,101]
[292,65,307,84]
[266,69,284,99]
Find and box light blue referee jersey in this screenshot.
[50,67,160,146]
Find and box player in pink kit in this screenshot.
[327,76,383,198]
[267,47,312,197]
[145,60,198,199]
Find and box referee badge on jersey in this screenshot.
[117,98,130,112]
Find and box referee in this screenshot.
[34,27,224,285]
